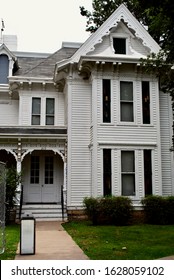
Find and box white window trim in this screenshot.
[31,96,56,126]
[119,80,136,125]
[110,32,133,55]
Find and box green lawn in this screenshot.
[0,224,20,260]
[63,221,174,260]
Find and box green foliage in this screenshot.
[5,167,21,210]
[84,196,133,225]
[80,0,141,33]
[142,195,174,225]
[0,225,20,260]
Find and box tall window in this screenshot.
[103,149,112,196]
[144,150,152,196]
[113,38,126,54]
[0,54,9,84]
[121,151,135,196]
[30,156,40,184]
[103,79,111,123]
[46,98,55,125]
[142,81,150,124]
[32,97,41,125]
[45,156,54,184]
[120,81,134,122]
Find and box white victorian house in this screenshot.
[0,4,173,220]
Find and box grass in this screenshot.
[63,221,174,260]
[0,224,20,260]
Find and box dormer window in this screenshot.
[113,38,126,54]
[0,54,9,84]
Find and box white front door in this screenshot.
[24,153,62,203]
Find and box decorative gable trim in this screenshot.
[54,4,160,81]
[0,43,17,62]
[71,4,160,63]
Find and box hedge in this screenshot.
[83,196,133,225]
[141,195,174,225]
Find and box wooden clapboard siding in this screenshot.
[19,90,65,126]
[67,80,91,206]
[0,100,19,125]
[159,91,173,195]
[19,92,31,125]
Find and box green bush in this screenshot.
[142,195,174,225]
[165,196,174,224]
[83,196,133,225]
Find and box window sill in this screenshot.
[100,123,115,126]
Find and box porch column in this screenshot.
[15,140,22,205]
[15,159,22,205]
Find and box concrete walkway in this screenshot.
[15,221,89,260]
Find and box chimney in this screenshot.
[1,35,18,51]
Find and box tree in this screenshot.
[80,0,174,60]
[80,1,142,33]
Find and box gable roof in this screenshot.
[55,4,160,72]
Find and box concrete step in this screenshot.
[17,204,67,221]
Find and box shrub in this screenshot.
[165,196,174,224]
[83,197,99,225]
[141,195,174,225]
[83,196,133,225]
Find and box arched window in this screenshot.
[0,54,9,84]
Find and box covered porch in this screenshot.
[0,129,67,221]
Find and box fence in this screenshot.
[0,162,6,254]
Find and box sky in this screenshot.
[1,0,92,53]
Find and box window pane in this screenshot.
[122,174,135,195]
[32,98,41,125]
[121,151,135,196]
[120,82,134,122]
[121,151,135,172]
[0,55,9,84]
[30,156,40,184]
[32,98,41,114]
[120,82,133,101]
[46,98,54,114]
[46,116,54,125]
[46,98,54,125]
[121,103,134,122]
[45,156,54,184]
[32,116,40,125]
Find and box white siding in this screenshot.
[19,90,65,126]
[0,100,19,125]
[159,91,173,195]
[67,80,91,206]
[89,70,163,203]
[19,93,31,125]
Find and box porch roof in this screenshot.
[0,127,67,138]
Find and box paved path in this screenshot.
[15,221,89,260]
